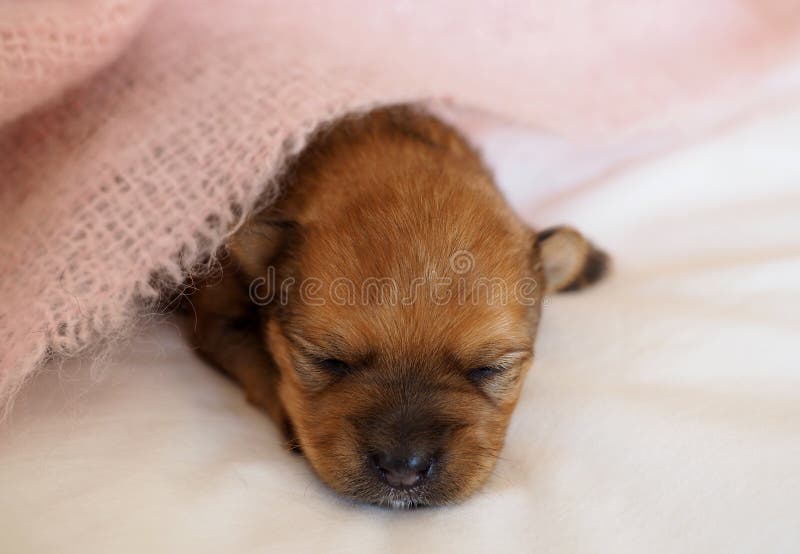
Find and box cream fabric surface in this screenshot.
[2,105,798,554]
[3,0,800,407]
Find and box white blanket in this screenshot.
[2,106,799,553]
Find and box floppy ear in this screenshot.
[228,218,297,278]
[536,226,609,293]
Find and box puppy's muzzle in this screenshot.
[355,399,451,491]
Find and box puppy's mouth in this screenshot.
[378,487,434,510]
[339,449,450,509]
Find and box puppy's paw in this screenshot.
[537,226,609,293]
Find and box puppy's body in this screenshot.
[191,106,607,507]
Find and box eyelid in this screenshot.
[484,350,530,370]
[289,336,371,373]
[286,332,347,361]
[315,357,353,376]
[306,352,356,374]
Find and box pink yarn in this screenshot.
[1,0,799,407]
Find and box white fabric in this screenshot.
[2,106,800,553]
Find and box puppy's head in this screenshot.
[233,186,606,508]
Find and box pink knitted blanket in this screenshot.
[2,0,799,408]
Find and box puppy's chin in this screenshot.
[314,461,488,509]
[374,485,436,510]
[339,466,440,509]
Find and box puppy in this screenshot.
[190,105,608,508]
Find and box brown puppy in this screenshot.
[190,105,607,508]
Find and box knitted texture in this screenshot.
[1,0,799,407]
[0,0,156,126]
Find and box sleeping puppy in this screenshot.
[190,105,608,508]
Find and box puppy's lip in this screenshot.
[382,494,432,509]
[374,484,434,509]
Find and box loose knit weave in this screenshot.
[1,0,799,408]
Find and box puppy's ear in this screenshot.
[536,226,609,293]
[228,218,297,278]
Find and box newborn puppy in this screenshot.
[190,105,607,508]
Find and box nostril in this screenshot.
[406,455,431,473]
[370,452,433,489]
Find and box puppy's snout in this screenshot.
[371,450,434,489]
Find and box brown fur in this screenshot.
[189,105,608,507]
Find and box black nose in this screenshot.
[371,451,433,489]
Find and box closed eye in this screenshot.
[464,349,529,385]
[467,365,505,383]
[316,358,353,376]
